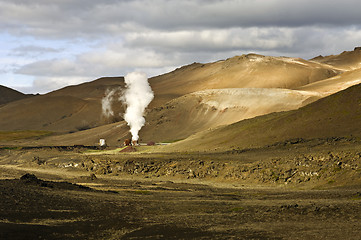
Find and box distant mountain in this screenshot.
[0,95,102,133]
[0,85,32,105]
[0,77,126,133]
[164,83,361,152]
[311,47,361,70]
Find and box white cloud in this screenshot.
[14,44,185,93]
[11,45,61,57]
[125,27,294,52]
[32,76,91,93]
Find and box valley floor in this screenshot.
[1,139,361,239]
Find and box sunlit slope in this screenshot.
[311,47,361,70]
[162,83,361,152]
[296,68,361,96]
[139,88,321,142]
[150,54,339,106]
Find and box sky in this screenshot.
[1,0,361,94]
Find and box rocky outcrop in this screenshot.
[78,150,361,186]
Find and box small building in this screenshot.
[99,139,107,149]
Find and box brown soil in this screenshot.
[119,146,137,153]
[1,140,361,239]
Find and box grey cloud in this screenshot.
[16,58,87,77]
[124,27,294,53]
[1,0,361,39]
[11,45,61,57]
[15,24,361,81]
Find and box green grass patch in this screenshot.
[127,190,151,195]
[230,207,244,212]
[0,130,52,141]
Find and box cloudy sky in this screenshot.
[1,0,361,93]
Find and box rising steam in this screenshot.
[101,89,116,118]
[122,72,154,141]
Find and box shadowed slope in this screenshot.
[0,95,101,133]
[0,85,32,105]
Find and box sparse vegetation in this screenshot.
[230,207,244,212]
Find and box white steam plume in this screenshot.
[122,72,154,141]
[101,89,116,118]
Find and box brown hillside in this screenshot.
[15,88,321,147]
[9,121,130,147]
[44,54,340,109]
[139,88,321,143]
[0,78,126,132]
[297,68,361,96]
[163,83,361,152]
[0,95,101,133]
[47,77,125,99]
[311,47,361,70]
[0,85,32,105]
[150,54,339,106]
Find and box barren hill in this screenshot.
[296,68,361,96]
[0,85,32,105]
[150,54,339,106]
[47,77,125,100]
[0,95,102,133]
[139,88,321,142]
[163,83,361,152]
[0,77,126,132]
[311,47,361,70]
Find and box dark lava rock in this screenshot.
[20,173,40,182]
